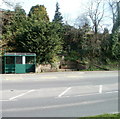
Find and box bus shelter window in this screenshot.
[26,56,34,64]
[16,56,22,64]
[6,56,14,64]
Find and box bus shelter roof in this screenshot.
[4,53,36,56]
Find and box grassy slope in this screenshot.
[79,113,120,119]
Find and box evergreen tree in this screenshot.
[111,1,120,60]
[28,5,49,22]
[11,21,62,63]
[112,1,120,32]
[100,28,111,64]
[2,5,27,51]
[53,2,63,23]
[112,27,120,60]
[14,4,26,16]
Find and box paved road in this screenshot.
[0,71,119,117]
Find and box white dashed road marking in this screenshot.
[9,90,35,100]
[99,85,103,94]
[57,90,118,98]
[58,87,71,98]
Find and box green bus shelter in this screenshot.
[3,53,36,74]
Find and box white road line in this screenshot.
[3,98,117,112]
[9,90,35,100]
[66,76,84,78]
[0,99,16,102]
[0,100,10,101]
[110,112,119,114]
[58,87,71,98]
[105,90,118,94]
[56,90,118,98]
[99,85,103,94]
[40,76,57,79]
[75,93,100,97]
[75,90,118,97]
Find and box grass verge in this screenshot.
[78,113,120,119]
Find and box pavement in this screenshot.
[0,71,119,117]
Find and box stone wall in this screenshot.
[36,60,87,73]
[36,62,60,73]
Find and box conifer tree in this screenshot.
[53,2,63,23]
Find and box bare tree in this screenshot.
[107,0,120,32]
[107,0,118,24]
[86,0,105,34]
[74,14,90,29]
[1,0,14,8]
[1,0,22,9]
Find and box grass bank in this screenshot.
[79,113,120,119]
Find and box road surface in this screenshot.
[0,71,119,117]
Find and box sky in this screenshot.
[1,0,89,24]
[1,0,113,31]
